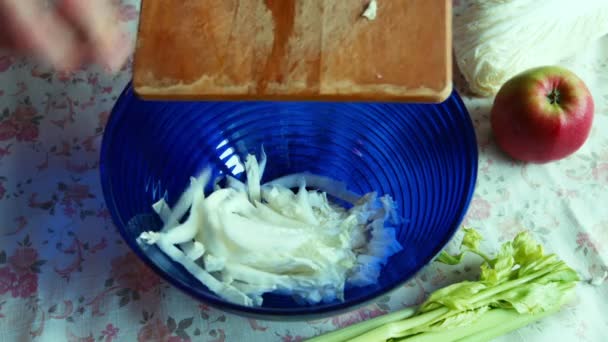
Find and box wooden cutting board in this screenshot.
[133,0,452,103]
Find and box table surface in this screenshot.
[0,1,607,341]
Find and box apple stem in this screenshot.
[547,89,561,105]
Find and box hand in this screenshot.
[0,0,131,72]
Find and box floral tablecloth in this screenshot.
[1,1,607,341]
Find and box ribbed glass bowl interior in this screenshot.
[100,84,478,319]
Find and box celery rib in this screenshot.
[304,229,580,342]
[348,308,451,342]
[306,307,417,342]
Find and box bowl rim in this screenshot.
[99,83,478,320]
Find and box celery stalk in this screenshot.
[454,304,562,342]
[306,229,580,342]
[306,307,417,342]
[398,299,562,342]
[348,308,451,342]
[397,310,508,342]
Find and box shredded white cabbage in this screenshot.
[137,152,403,307]
[362,0,378,20]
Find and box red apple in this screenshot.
[491,66,594,163]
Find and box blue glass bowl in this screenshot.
[100,84,478,319]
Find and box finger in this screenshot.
[0,9,17,49]
[57,0,131,72]
[73,29,133,73]
[0,0,81,69]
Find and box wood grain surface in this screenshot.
[133,0,452,102]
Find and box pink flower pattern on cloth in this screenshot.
[0,1,607,341]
